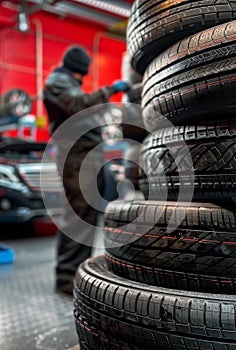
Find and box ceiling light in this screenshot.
[74,0,131,17]
[18,11,29,32]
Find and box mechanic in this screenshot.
[43,45,129,295]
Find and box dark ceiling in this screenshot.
[0,0,135,30]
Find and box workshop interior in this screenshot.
[1,1,236,350]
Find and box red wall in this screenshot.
[0,9,126,140]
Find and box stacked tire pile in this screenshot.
[74,1,236,349]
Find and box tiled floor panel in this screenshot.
[0,236,79,350]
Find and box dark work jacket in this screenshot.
[43,67,117,145]
[122,82,148,142]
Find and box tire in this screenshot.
[3,88,32,117]
[105,253,236,294]
[141,20,236,130]
[138,122,236,203]
[127,0,236,75]
[140,173,236,204]
[74,256,236,349]
[77,319,148,350]
[103,199,236,293]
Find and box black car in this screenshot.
[0,136,63,225]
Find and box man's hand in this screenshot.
[112,80,130,93]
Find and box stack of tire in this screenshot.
[74,1,236,349]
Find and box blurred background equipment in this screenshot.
[0,88,32,118]
[0,88,34,133]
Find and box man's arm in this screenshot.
[57,82,130,116]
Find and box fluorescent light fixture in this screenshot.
[73,0,131,17]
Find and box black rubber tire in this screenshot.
[77,319,148,350]
[141,20,236,130]
[105,253,236,294]
[140,173,236,204]
[138,122,236,203]
[127,0,236,75]
[74,256,236,349]
[104,199,236,293]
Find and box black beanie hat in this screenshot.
[63,46,91,75]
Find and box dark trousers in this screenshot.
[55,141,104,286]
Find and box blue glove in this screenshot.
[112,80,130,93]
